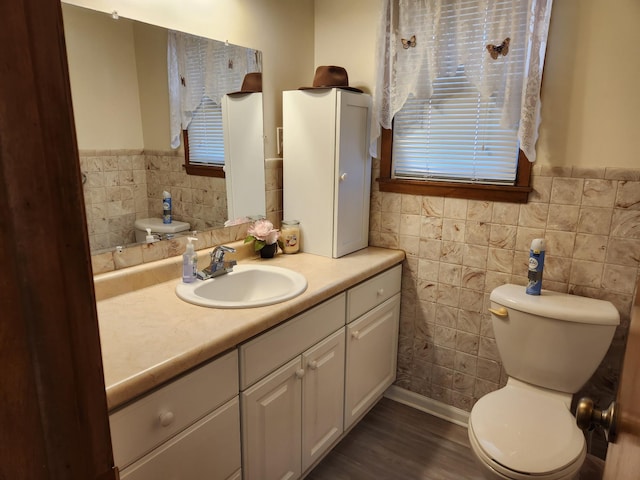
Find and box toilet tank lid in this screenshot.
[134,218,190,234]
[491,284,619,326]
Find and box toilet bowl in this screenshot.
[468,284,619,480]
[468,379,586,480]
[134,217,190,243]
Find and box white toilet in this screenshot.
[468,284,619,480]
[134,218,191,243]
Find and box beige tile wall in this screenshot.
[80,149,148,251]
[369,162,640,426]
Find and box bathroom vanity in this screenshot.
[95,246,404,480]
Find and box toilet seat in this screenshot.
[468,382,586,479]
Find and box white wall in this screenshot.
[313,0,381,94]
[536,0,640,168]
[314,0,640,169]
[63,5,144,150]
[132,22,171,151]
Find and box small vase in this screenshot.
[260,243,277,258]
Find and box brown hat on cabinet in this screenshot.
[299,65,363,93]
[227,72,262,95]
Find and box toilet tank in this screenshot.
[134,218,190,243]
[490,284,619,393]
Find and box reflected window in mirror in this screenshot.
[183,104,225,178]
[168,31,261,177]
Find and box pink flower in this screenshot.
[247,219,280,245]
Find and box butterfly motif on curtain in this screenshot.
[486,37,510,59]
[401,35,417,49]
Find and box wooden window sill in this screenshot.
[379,128,532,203]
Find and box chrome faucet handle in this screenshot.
[198,246,237,280]
[211,245,236,262]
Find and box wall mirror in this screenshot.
[61,3,266,254]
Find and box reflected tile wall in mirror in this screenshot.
[81,149,228,252]
[91,158,283,275]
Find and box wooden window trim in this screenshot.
[378,127,532,203]
[183,129,225,178]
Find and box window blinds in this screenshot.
[392,0,528,184]
[187,98,224,165]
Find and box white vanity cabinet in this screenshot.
[106,261,403,480]
[240,295,346,480]
[344,265,402,429]
[283,89,372,258]
[109,350,241,480]
[239,264,402,479]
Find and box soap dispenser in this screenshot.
[182,237,198,283]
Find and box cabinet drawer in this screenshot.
[239,293,346,390]
[120,396,241,480]
[110,349,238,469]
[347,265,401,322]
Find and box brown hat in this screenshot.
[227,72,262,95]
[299,66,363,93]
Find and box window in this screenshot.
[182,36,228,177]
[375,0,551,203]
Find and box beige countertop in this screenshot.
[96,246,405,411]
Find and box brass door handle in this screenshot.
[488,307,508,317]
[576,397,617,443]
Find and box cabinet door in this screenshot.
[242,357,303,480]
[333,90,372,258]
[344,294,400,429]
[120,396,241,480]
[302,329,346,472]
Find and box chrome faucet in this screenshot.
[197,245,237,280]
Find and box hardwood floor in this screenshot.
[306,397,605,480]
[306,397,484,480]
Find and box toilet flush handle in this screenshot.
[488,307,508,317]
[575,397,617,443]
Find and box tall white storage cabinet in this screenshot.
[283,89,372,258]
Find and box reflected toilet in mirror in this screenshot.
[133,218,191,243]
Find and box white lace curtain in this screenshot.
[168,31,261,149]
[373,0,552,162]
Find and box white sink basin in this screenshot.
[175,264,307,308]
